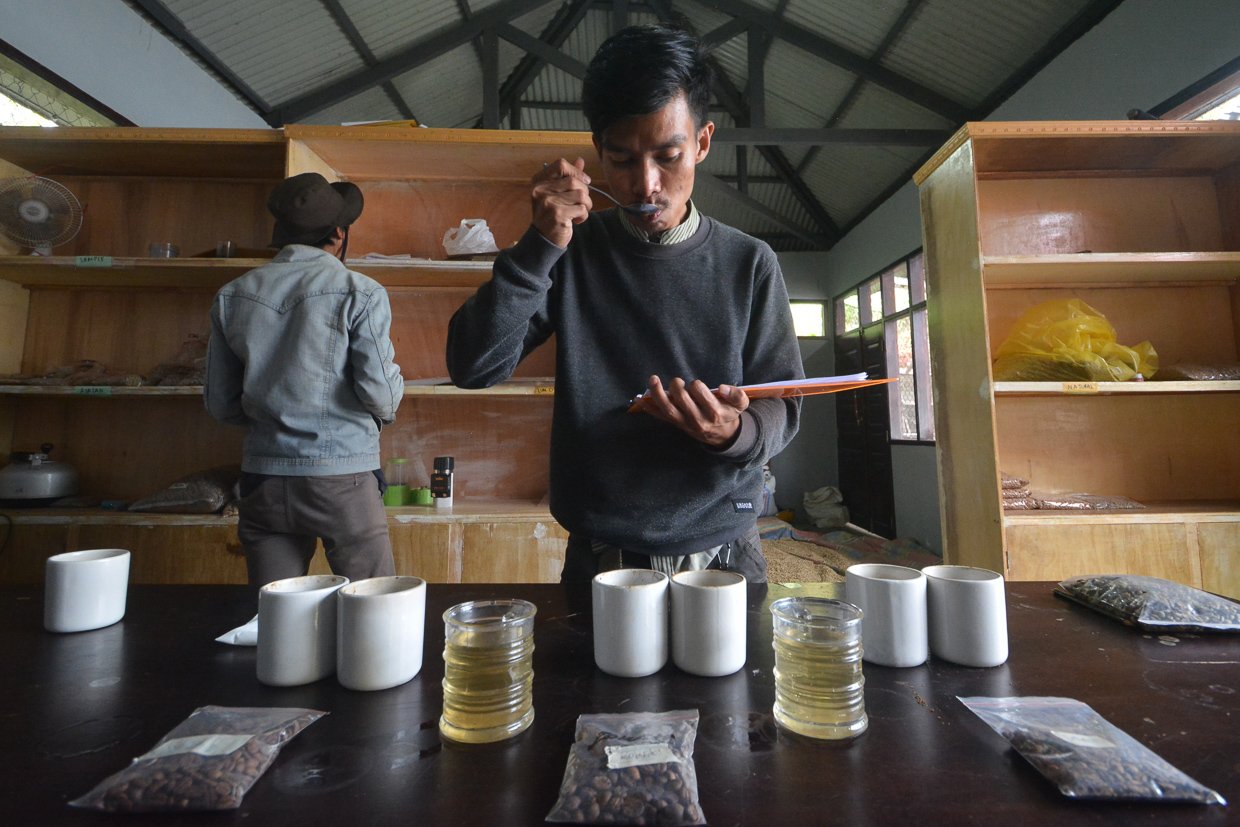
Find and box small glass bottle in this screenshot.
[430,456,454,507]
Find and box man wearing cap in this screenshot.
[205,172,403,592]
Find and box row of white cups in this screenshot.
[41,548,1007,686]
[594,562,1009,677]
[595,568,748,677]
[40,548,426,691]
[847,563,1008,668]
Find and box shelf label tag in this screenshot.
[533,384,554,395]
[1063,382,1099,394]
[72,386,113,396]
[74,255,113,268]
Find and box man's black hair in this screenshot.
[581,24,713,138]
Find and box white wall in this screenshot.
[769,253,837,512]
[0,0,266,128]
[782,0,1240,553]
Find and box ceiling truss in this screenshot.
[124,0,1124,250]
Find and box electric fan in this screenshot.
[0,176,84,254]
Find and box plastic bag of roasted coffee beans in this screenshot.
[1055,574,1240,632]
[69,705,326,812]
[960,696,1225,804]
[546,709,705,825]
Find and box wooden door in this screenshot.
[835,321,897,538]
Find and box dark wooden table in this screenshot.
[2,582,1236,825]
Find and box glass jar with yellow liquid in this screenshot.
[770,597,868,740]
[439,599,537,744]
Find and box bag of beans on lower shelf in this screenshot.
[70,706,326,812]
[546,709,705,825]
[1054,574,1240,633]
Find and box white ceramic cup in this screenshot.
[923,565,1008,668]
[592,569,669,677]
[257,574,349,686]
[337,576,427,691]
[670,570,748,677]
[43,548,131,633]
[844,563,929,667]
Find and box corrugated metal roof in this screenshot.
[160,0,364,107]
[885,0,1091,109]
[125,0,1124,250]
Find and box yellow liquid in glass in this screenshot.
[772,630,867,740]
[439,629,534,744]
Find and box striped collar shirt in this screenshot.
[618,199,701,244]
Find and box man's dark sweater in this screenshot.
[446,209,803,556]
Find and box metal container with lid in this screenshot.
[0,443,80,503]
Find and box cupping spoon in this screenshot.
[586,184,659,216]
[543,163,659,215]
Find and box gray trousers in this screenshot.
[238,472,395,591]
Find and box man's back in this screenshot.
[206,244,402,475]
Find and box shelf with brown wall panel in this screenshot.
[0,503,566,586]
[0,126,594,583]
[915,121,1240,599]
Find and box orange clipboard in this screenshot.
[627,377,897,414]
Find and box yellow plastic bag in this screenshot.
[992,299,1157,382]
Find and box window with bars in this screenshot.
[0,48,121,127]
[834,250,934,443]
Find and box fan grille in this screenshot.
[0,176,84,249]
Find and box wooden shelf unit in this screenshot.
[0,125,587,584]
[915,121,1240,598]
[0,379,556,397]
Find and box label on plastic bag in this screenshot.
[1052,730,1117,749]
[605,743,677,769]
[144,734,253,760]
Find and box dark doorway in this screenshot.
[835,320,897,538]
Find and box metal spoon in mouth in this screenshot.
[542,163,659,216]
[587,184,659,216]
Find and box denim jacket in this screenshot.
[205,245,403,475]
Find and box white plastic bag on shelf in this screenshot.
[804,486,848,529]
[442,218,499,257]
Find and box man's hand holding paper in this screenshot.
[634,375,750,448]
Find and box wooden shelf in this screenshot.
[0,379,555,397]
[285,125,597,182]
[994,380,1240,396]
[0,257,270,289]
[0,126,285,179]
[983,252,1240,286]
[0,125,579,584]
[1,499,554,527]
[0,256,494,289]
[1004,501,1240,526]
[402,378,554,396]
[915,120,1240,184]
[917,120,1240,596]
